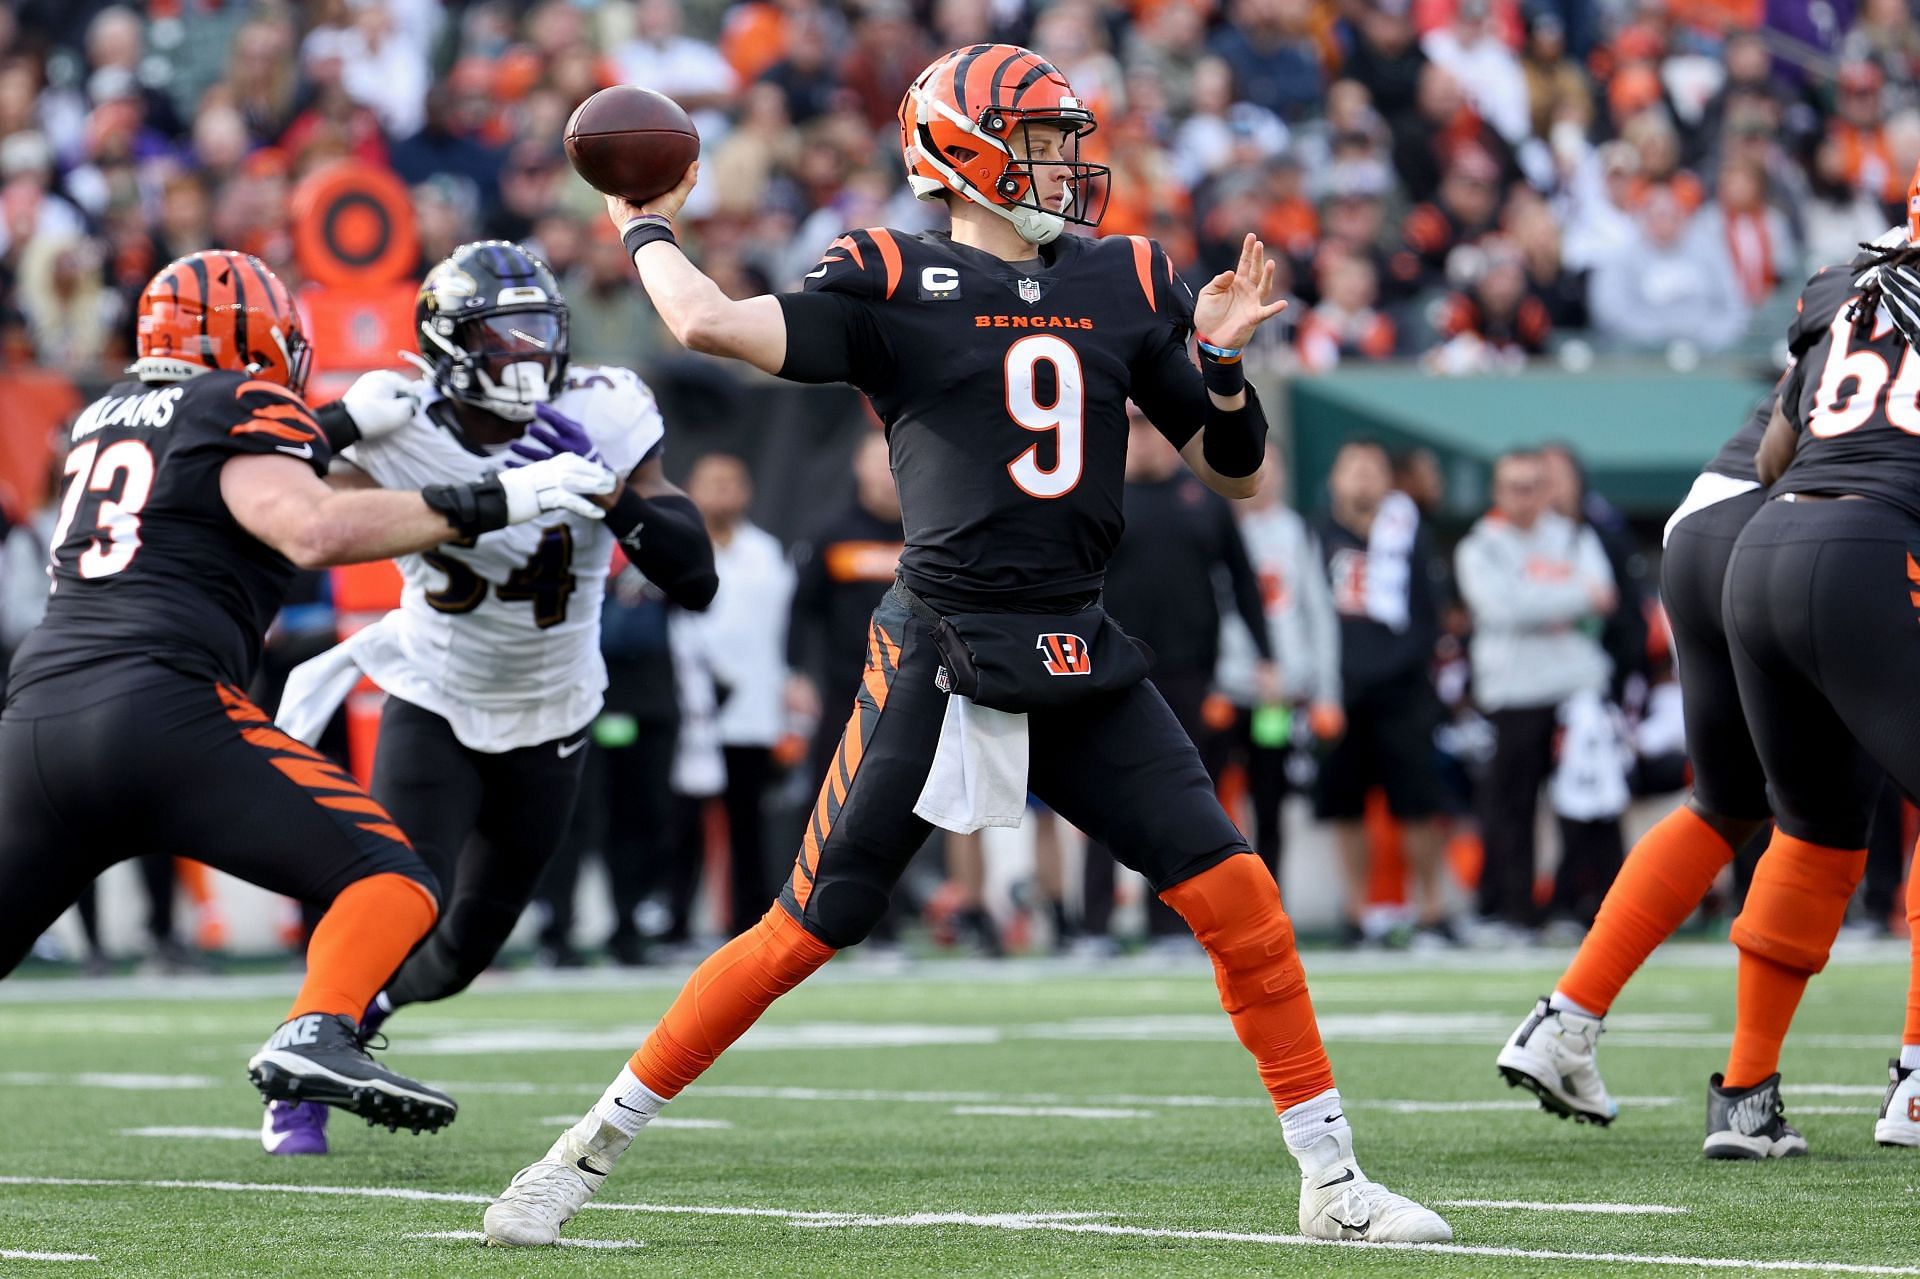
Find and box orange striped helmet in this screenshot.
[1909,157,1920,243]
[899,44,1108,245]
[133,250,311,392]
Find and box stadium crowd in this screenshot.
[4,0,1918,966]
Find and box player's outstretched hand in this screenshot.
[497,453,617,523]
[508,403,604,469]
[605,161,700,236]
[341,369,421,442]
[1192,233,1288,352]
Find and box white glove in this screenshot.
[341,369,421,442]
[497,453,616,523]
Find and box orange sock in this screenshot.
[1557,806,1735,1016]
[288,872,437,1021]
[1723,832,1866,1089]
[1160,854,1335,1114]
[1905,838,1920,1046]
[630,904,835,1099]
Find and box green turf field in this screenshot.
[1,943,1915,1277]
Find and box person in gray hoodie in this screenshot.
[1455,450,1616,933]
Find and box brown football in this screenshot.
[564,86,700,205]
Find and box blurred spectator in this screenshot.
[1508,193,1588,329]
[1843,0,1920,113]
[618,0,739,131]
[759,10,843,126]
[1343,0,1428,127]
[302,3,432,141]
[1425,240,1550,373]
[390,69,506,218]
[1298,250,1396,371]
[1207,0,1326,125]
[1420,0,1530,145]
[1389,145,1503,293]
[836,0,932,130]
[1699,155,1797,307]
[225,17,301,147]
[708,82,800,219]
[1830,59,1902,205]
[1540,441,1649,710]
[1519,9,1592,144]
[82,7,185,142]
[1171,57,1290,193]
[1588,186,1747,354]
[1455,450,1617,934]
[686,452,793,938]
[1390,63,1516,205]
[1123,0,1213,114]
[1801,131,1893,273]
[16,233,108,373]
[1215,443,1342,880]
[566,226,672,368]
[1313,440,1454,946]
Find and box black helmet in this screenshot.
[416,240,570,422]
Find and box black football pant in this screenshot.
[776,590,1250,949]
[1725,497,1920,849]
[375,696,587,1009]
[0,660,431,979]
[1475,705,1559,927]
[1230,706,1291,878]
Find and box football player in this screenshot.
[1496,214,1920,1152]
[261,240,717,1155]
[0,250,617,1134]
[483,45,1450,1247]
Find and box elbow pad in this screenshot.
[608,490,719,611]
[1200,384,1268,479]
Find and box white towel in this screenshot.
[912,695,1029,834]
[1550,689,1632,822]
[1363,490,1417,632]
[276,618,398,745]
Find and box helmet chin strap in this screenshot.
[471,360,552,423]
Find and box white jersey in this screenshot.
[339,364,664,752]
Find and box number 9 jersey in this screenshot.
[336,364,663,752]
[775,228,1212,610]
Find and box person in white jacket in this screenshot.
[1455,451,1616,934]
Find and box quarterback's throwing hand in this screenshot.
[1192,233,1288,351]
[340,369,421,442]
[604,161,700,235]
[509,403,603,469]
[498,453,617,523]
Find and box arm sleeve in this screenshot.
[775,229,899,390]
[314,400,359,452]
[1218,504,1273,661]
[624,493,718,612]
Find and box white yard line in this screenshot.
[1,1174,1913,1275]
[533,1116,733,1130]
[119,1127,257,1141]
[405,1231,644,1250]
[0,1071,217,1090]
[0,1249,98,1262]
[952,1105,1154,1120]
[1436,1199,1688,1215]
[1789,1085,1887,1097]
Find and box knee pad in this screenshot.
[805,880,891,950]
[1160,855,1306,1011]
[1730,833,1866,976]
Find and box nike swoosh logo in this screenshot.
[804,266,830,280]
[610,1097,646,1114]
[557,738,588,759]
[1324,1113,1344,1123]
[1316,1168,1357,1190]
[575,1155,608,1178]
[276,441,314,460]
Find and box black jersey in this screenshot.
[776,229,1210,611]
[1706,264,1859,484]
[7,370,329,698]
[1777,263,1920,518]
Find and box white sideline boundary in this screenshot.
[119,1127,257,1141]
[1436,1199,1688,1215]
[0,1249,98,1262]
[952,1105,1154,1120]
[3,1174,1917,1275]
[406,1231,644,1250]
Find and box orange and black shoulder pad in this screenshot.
[185,370,330,475]
[1118,235,1196,333]
[801,228,907,302]
[1789,263,1860,355]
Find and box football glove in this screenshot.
[339,369,421,442]
[497,453,616,523]
[507,403,603,468]
[1879,261,1920,351]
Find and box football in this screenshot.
[563,86,700,205]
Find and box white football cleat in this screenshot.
[1497,996,1618,1125]
[1297,1129,1452,1244]
[483,1131,610,1247]
[1876,1060,1920,1147]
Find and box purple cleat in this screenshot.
[261,1100,329,1155]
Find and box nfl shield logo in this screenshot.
[1016,278,1042,304]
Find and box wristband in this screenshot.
[1197,337,1247,397]
[423,477,509,539]
[605,486,646,541]
[622,214,678,258]
[1196,337,1244,362]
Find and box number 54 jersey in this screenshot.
[776,229,1213,610]
[337,364,663,752]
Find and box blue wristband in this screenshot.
[1197,339,1244,362]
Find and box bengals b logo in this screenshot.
[1037,633,1092,677]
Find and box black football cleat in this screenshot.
[1703,1072,1807,1159]
[247,1013,456,1135]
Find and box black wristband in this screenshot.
[1200,384,1267,479]
[1198,345,1248,398]
[622,215,678,258]
[422,476,510,539]
[605,486,646,541]
[315,400,360,451]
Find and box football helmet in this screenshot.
[416,240,569,423]
[899,44,1109,245]
[133,250,311,392]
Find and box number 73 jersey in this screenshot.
[778,228,1211,609]
[338,364,662,752]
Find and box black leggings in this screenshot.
[374,697,587,1008]
[0,662,430,978]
